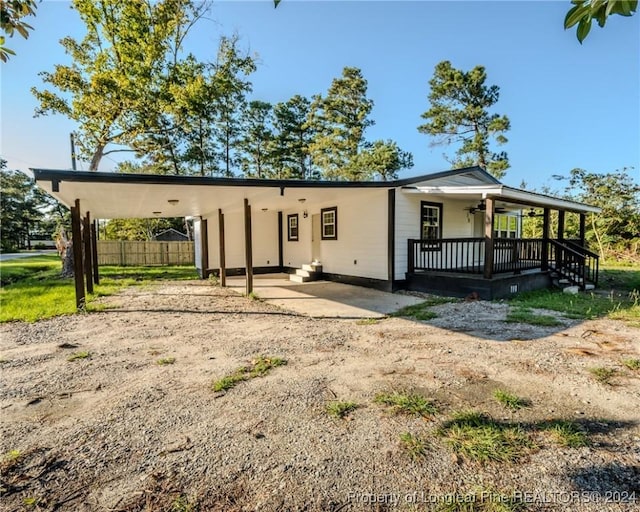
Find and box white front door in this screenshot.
[311,214,321,263]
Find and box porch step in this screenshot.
[289,264,322,283]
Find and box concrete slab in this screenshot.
[226,273,424,319]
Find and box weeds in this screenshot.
[171,494,198,512]
[67,351,91,362]
[493,389,530,411]
[399,432,429,460]
[437,411,534,463]
[622,358,640,371]
[391,302,438,321]
[326,401,359,419]
[157,357,176,365]
[212,356,287,392]
[356,318,380,325]
[247,291,261,301]
[505,307,562,327]
[434,487,526,511]
[588,366,617,385]
[541,420,589,448]
[374,391,437,417]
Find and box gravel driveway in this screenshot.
[1,281,638,511]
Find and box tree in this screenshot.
[272,95,315,179]
[104,218,188,241]
[565,0,637,43]
[31,0,207,170]
[1,0,37,62]
[0,159,55,251]
[210,35,256,176]
[237,100,274,178]
[308,67,374,180]
[564,167,640,260]
[418,61,511,179]
[351,140,414,181]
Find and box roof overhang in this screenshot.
[402,185,601,214]
[32,169,392,219]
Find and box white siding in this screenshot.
[202,190,388,281]
[394,191,476,280]
[204,208,279,270]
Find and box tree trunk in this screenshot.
[89,144,105,171]
[56,227,75,277]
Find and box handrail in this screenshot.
[563,239,600,259]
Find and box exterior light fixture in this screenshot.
[298,198,306,204]
[262,208,268,212]
[303,210,308,218]
[167,199,179,205]
[153,211,162,215]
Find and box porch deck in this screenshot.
[406,237,599,299]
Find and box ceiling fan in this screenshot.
[464,200,506,214]
[524,207,544,218]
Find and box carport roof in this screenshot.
[31,166,598,218]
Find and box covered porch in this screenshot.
[402,186,601,299]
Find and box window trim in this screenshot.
[321,206,338,241]
[420,201,443,251]
[287,213,299,242]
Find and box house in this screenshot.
[154,228,189,242]
[32,166,600,308]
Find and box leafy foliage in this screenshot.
[418,61,510,179]
[104,218,188,241]
[565,0,637,43]
[0,159,63,252]
[0,0,37,62]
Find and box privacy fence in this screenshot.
[96,241,194,266]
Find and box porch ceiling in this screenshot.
[402,185,601,214]
[33,170,384,219]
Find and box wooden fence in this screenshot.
[96,240,194,266]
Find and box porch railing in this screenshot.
[407,237,598,288]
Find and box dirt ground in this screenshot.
[1,281,639,511]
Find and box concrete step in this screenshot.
[302,263,322,272]
[289,274,312,283]
[585,283,595,291]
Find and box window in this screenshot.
[287,214,299,241]
[494,214,519,239]
[420,201,442,250]
[321,207,337,240]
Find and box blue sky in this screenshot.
[1,0,638,190]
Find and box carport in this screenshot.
[31,169,391,310]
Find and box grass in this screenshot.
[0,255,197,322]
[437,411,534,463]
[355,318,380,325]
[434,487,526,512]
[326,401,359,419]
[374,391,437,417]
[541,420,589,448]
[157,357,176,365]
[507,265,640,326]
[505,307,562,327]
[67,351,91,362]
[493,390,530,411]
[588,366,618,385]
[247,291,261,301]
[212,356,287,392]
[399,432,429,460]
[622,358,640,371]
[391,303,436,321]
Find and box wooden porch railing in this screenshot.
[407,237,598,288]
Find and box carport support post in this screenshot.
[483,197,495,279]
[70,200,85,309]
[557,210,565,241]
[200,218,209,279]
[91,220,100,284]
[218,209,226,287]
[244,198,253,295]
[83,212,94,294]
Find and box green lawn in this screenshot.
[508,264,640,326]
[0,255,198,323]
